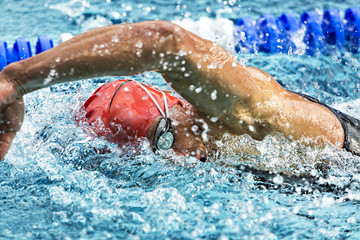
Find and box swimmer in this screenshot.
[0,20,359,161]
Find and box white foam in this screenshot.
[172,17,235,52]
[58,33,73,44]
[49,0,89,18]
[332,98,360,119]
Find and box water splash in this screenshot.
[2,0,360,239]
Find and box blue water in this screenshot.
[1,0,360,239]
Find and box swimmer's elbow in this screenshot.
[153,20,215,57]
[149,20,189,51]
[151,20,186,37]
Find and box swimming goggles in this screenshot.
[133,81,175,151]
[153,117,174,150]
[109,80,175,151]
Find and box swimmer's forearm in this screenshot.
[0,21,184,95]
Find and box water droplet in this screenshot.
[135,41,143,48]
[210,117,218,122]
[208,62,217,69]
[112,35,119,43]
[248,125,255,132]
[211,90,217,100]
[273,175,283,184]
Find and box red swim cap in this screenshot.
[81,79,183,143]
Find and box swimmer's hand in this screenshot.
[0,78,24,161]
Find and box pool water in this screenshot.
[1,0,360,239]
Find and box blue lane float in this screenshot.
[256,14,296,53]
[256,14,282,53]
[301,10,326,55]
[0,41,7,71]
[322,9,345,48]
[6,38,31,65]
[345,7,360,53]
[234,17,258,53]
[1,37,33,70]
[0,35,55,71]
[235,6,360,55]
[277,13,299,33]
[36,36,54,54]
[13,38,32,61]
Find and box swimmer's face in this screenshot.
[146,103,208,162]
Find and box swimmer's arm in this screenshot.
[156,24,344,146]
[0,21,277,123]
[0,21,267,104]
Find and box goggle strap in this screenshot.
[133,81,167,119]
[108,79,133,113]
[161,90,170,118]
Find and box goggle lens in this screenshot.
[153,118,174,150]
[157,132,174,150]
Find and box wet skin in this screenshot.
[0,20,345,161]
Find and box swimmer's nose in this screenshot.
[199,156,207,163]
[173,145,208,162]
[188,146,207,162]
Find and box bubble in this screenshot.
[248,125,255,132]
[210,117,218,122]
[273,175,283,184]
[208,62,217,69]
[112,35,119,43]
[191,125,199,133]
[135,42,143,48]
[210,90,217,100]
[347,217,356,224]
